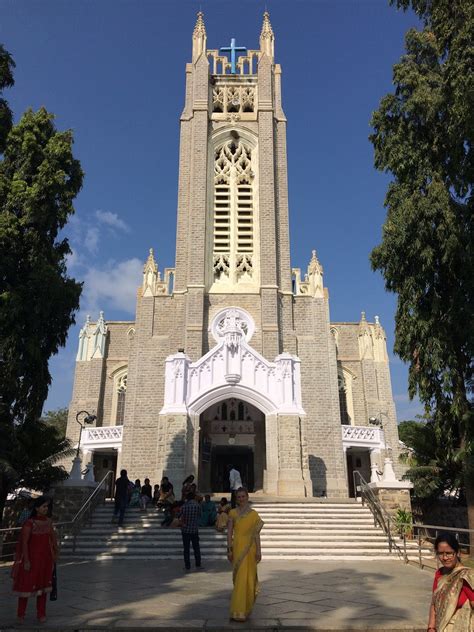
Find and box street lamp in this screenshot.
[66,410,96,485]
[75,410,97,457]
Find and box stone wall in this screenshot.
[369,486,412,521]
[51,485,101,524]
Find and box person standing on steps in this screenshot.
[227,487,263,622]
[112,469,130,526]
[228,464,242,508]
[12,497,58,624]
[179,491,203,571]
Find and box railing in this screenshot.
[342,425,385,448]
[353,471,474,568]
[82,426,123,446]
[352,471,404,560]
[0,470,114,563]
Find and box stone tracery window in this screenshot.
[212,138,256,286]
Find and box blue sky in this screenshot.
[1,0,424,421]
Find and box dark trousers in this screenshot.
[114,496,127,525]
[231,490,237,508]
[181,532,201,569]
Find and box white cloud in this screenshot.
[95,210,130,233]
[84,227,100,254]
[81,258,142,315]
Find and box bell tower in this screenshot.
[173,11,294,361]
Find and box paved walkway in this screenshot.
[0,560,433,630]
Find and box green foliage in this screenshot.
[0,53,83,521]
[41,407,68,440]
[399,419,463,500]
[0,107,83,426]
[370,1,474,522]
[394,507,413,537]
[0,419,74,493]
[0,43,15,153]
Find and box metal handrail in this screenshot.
[0,470,114,561]
[352,470,405,561]
[352,470,474,568]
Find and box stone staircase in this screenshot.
[60,499,430,561]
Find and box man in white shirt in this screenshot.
[228,464,242,507]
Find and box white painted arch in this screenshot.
[187,383,277,416]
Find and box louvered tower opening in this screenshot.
[212,138,255,285]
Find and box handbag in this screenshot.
[50,564,57,601]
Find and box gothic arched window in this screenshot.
[338,367,356,426]
[212,138,256,286]
[115,373,127,426]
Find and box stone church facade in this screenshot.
[65,13,402,498]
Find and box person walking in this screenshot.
[179,491,202,571]
[228,464,242,508]
[12,497,58,624]
[227,487,263,622]
[112,469,130,526]
[427,532,473,632]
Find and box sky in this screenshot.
[1,0,424,421]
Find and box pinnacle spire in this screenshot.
[193,11,206,38]
[260,10,275,58]
[192,11,207,61]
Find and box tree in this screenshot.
[0,47,83,522]
[370,1,474,537]
[1,419,74,498]
[0,43,15,153]
[41,407,69,440]
[398,419,464,501]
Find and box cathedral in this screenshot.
[66,12,402,498]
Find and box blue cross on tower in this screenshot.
[219,38,247,74]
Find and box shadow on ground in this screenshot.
[0,557,432,630]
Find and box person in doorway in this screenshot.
[227,487,263,622]
[427,532,473,632]
[112,469,130,526]
[216,497,232,532]
[140,478,153,511]
[12,497,58,623]
[228,464,242,508]
[199,494,217,527]
[179,492,202,571]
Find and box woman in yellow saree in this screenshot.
[427,533,473,632]
[227,488,264,622]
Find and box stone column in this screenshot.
[277,414,307,496]
[157,413,188,486]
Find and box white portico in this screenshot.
[159,307,310,495]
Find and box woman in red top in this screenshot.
[12,497,58,623]
[427,532,473,631]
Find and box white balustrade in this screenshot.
[341,425,385,449]
[82,425,123,449]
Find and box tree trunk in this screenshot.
[464,456,474,556]
[0,477,9,528]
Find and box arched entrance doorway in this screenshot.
[198,398,266,493]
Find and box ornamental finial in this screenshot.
[193,11,206,38]
[192,11,207,61]
[260,11,274,57]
